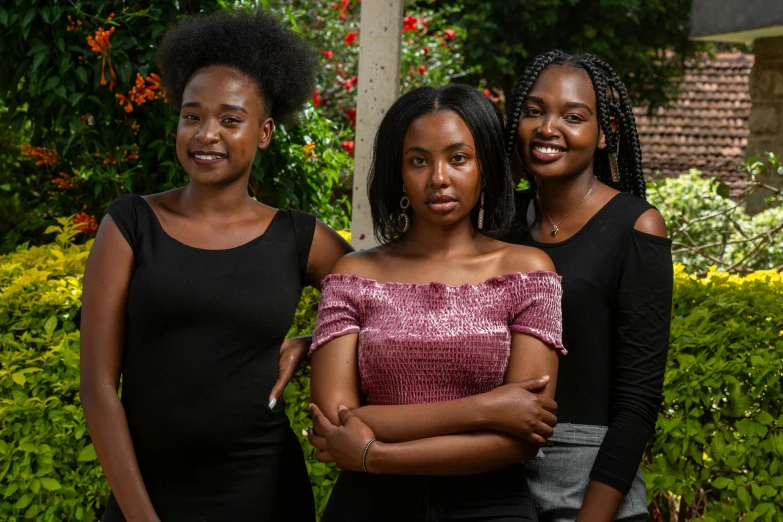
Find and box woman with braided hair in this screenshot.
[503,50,673,521]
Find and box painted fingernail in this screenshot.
[302,429,308,436]
[268,398,277,410]
[338,405,348,411]
[308,403,314,410]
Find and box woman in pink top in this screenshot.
[307,84,565,521]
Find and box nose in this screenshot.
[429,158,451,188]
[195,118,220,145]
[537,114,561,138]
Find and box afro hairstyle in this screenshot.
[156,9,316,121]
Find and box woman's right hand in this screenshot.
[482,376,558,445]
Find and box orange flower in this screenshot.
[87,27,117,90]
[117,73,166,111]
[21,144,60,166]
[66,15,83,32]
[52,172,79,190]
[73,213,99,235]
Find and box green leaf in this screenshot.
[77,444,97,462]
[3,483,19,498]
[0,9,8,27]
[54,85,67,99]
[19,443,37,453]
[68,92,85,106]
[21,8,36,29]
[40,477,61,491]
[12,372,26,385]
[116,60,132,86]
[24,503,40,519]
[44,316,57,336]
[712,477,732,489]
[44,76,60,91]
[31,52,46,72]
[756,411,774,425]
[76,66,88,85]
[716,183,730,199]
[15,494,32,510]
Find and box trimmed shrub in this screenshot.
[645,266,783,520]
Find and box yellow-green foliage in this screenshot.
[645,266,783,520]
[0,219,106,522]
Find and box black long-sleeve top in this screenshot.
[505,191,673,494]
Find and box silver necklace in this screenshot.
[536,177,598,237]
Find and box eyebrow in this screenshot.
[181,102,248,114]
[405,142,474,154]
[525,96,594,115]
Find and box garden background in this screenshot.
[0,1,782,521]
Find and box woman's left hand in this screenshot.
[268,336,311,409]
[307,403,376,472]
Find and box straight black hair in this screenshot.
[504,50,646,199]
[368,84,515,244]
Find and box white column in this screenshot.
[351,0,404,250]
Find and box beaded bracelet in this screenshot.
[361,438,376,473]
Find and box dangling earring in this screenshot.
[609,143,620,184]
[398,188,410,233]
[477,190,485,230]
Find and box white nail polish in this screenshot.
[302,429,308,436]
[268,398,277,410]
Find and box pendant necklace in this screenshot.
[536,177,598,237]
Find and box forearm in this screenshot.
[350,394,489,443]
[576,480,624,522]
[365,431,538,476]
[82,386,159,522]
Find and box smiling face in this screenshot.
[516,64,606,181]
[401,110,481,229]
[176,65,274,185]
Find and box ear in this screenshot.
[257,118,275,150]
[596,116,616,151]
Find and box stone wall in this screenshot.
[747,36,783,211]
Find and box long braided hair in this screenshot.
[504,50,647,199]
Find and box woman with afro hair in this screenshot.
[80,10,350,521]
[502,50,673,521]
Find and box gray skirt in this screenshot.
[524,423,649,522]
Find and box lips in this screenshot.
[530,141,566,163]
[190,150,228,166]
[426,194,458,213]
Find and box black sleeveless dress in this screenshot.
[102,194,315,522]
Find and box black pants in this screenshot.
[323,464,536,522]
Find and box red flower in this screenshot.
[323,50,333,59]
[403,15,418,32]
[73,212,99,235]
[344,78,354,90]
[341,141,355,154]
[422,46,430,55]
[484,89,492,98]
[340,0,349,6]
[343,31,358,45]
[417,65,426,74]
[339,13,346,21]
[444,29,456,39]
[345,108,357,125]
[351,75,358,84]
[313,90,321,107]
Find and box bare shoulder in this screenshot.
[329,246,387,278]
[634,208,668,238]
[498,243,555,274]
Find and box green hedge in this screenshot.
[1,228,782,520]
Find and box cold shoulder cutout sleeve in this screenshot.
[508,271,566,356]
[104,194,141,255]
[309,274,362,355]
[589,230,673,493]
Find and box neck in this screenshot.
[180,175,254,219]
[535,170,596,218]
[404,215,481,258]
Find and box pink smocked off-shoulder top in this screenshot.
[309,271,566,406]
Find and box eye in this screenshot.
[524,107,542,117]
[564,114,585,123]
[222,116,243,124]
[411,157,427,166]
[182,113,199,121]
[451,153,467,162]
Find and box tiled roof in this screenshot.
[634,52,753,187]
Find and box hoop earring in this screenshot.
[477,190,485,230]
[398,189,410,233]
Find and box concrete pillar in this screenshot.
[351,0,404,250]
[746,36,783,212]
